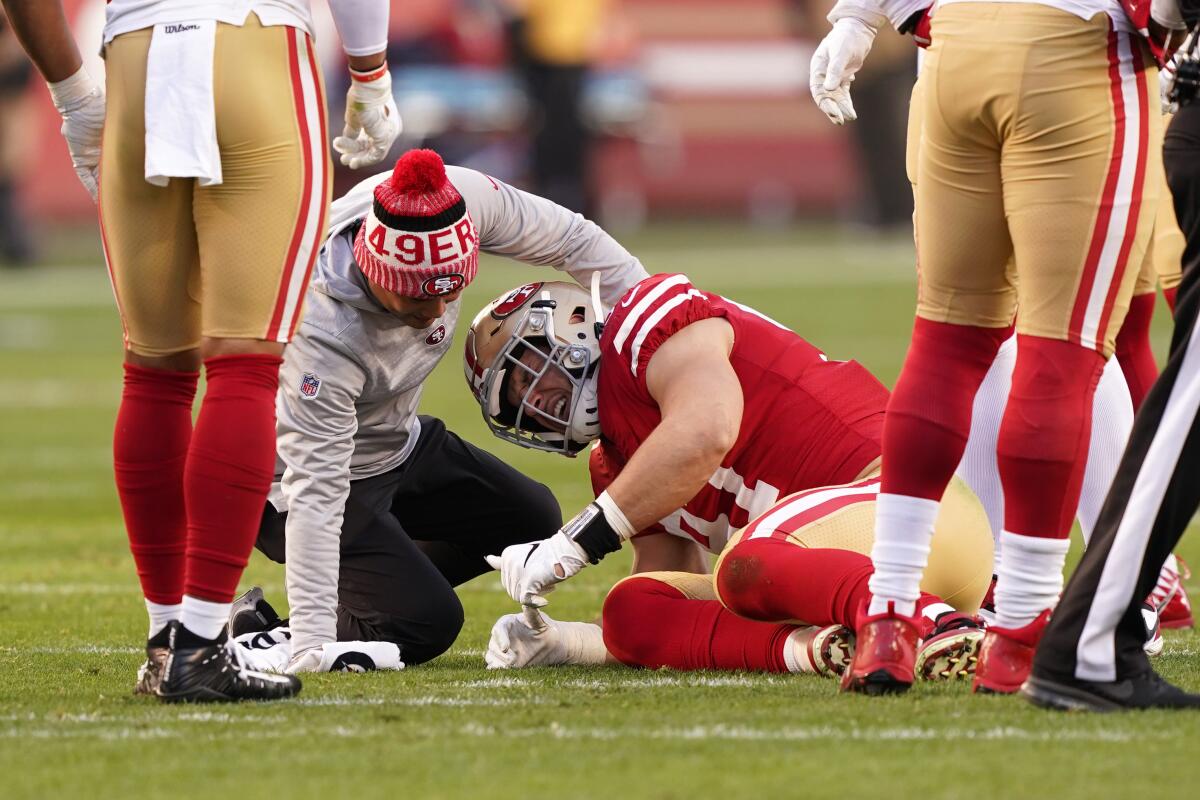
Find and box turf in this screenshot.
[1,224,1197,800]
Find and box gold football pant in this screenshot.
[99,15,332,356]
[610,473,993,618]
[914,5,1162,356]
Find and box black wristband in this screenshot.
[562,503,623,564]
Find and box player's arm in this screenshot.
[326,0,400,169]
[457,168,649,306]
[0,0,103,199]
[275,333,366,672]
[605,317,741,529]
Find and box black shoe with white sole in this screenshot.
[1022,669,1200,712]
[133,626,171,696]
[157,621,300,703]
[228,586,285,638]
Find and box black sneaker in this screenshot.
[1022,669,1200,712]
[157,621,301,703]
[133,626,171,696]
[228,586,285,638]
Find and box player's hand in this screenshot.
[485,532,590,608]
[48,68,105,202]
[485,607,571,669]
[809,18,877,125]
[333,66,401,169]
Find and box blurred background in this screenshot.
[0,0,922,269]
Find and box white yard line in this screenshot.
[0,720,1157,744]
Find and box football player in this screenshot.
[236,149,648,674]
[1,0,399,702]
[468,276,996,678]
[811,0,1170,694]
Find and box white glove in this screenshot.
[285,645,324,674]
[485,531,590,608]
[47,67,105,202]
[486,608,609,669]
[809,18,878,125]
[333,66,401,169]
[1162,58,1179,115]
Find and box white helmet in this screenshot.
[464,278,606,455]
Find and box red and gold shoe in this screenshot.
[972,609,1051,695]
[840,602,921,696]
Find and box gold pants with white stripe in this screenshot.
[913,5,1162,356]
[99,15,331,356]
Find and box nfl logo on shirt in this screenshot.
[300,373,321,399]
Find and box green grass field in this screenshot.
[2,224,1198,799]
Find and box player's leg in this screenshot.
[100,28,206,694]
[253,472,467,666]
[385,418,563,585]
[180,17,331,655]
[850,5,1016,693]
[983,11,1160,693]
[714,481,991,619]
[601,571,851,675]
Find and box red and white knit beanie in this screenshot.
[353,149,479,299]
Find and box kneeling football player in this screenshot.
[222,149,648,675]
[465,277,996,685]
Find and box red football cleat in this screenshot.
[1160,558,1194,630]
[972,609,1051,695]
[1160,589,1194,630]
[916,611,985,681]
[840,602,921,696]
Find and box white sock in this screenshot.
[181,595,232,641]
[1076,356,1133,544]
[956,334,1014,543]
[868,493,939,617]
[146,600,181,640]
[921,602,956,626]
[993,530,1070,629]
[782,626,822,674]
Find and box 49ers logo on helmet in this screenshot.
[422,274,465,297]
[490,282,544,320]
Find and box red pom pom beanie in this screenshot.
[353,149,480,298]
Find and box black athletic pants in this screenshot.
[257,417,563,665]
[1033,104,1200,683]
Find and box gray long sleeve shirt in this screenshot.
[276,166,648,658]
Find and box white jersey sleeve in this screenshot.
[327,0,389,57]
[276,326,366,657]
[447,167,650,308]
[828,0,929,30]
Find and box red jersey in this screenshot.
[591,273,888,554]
